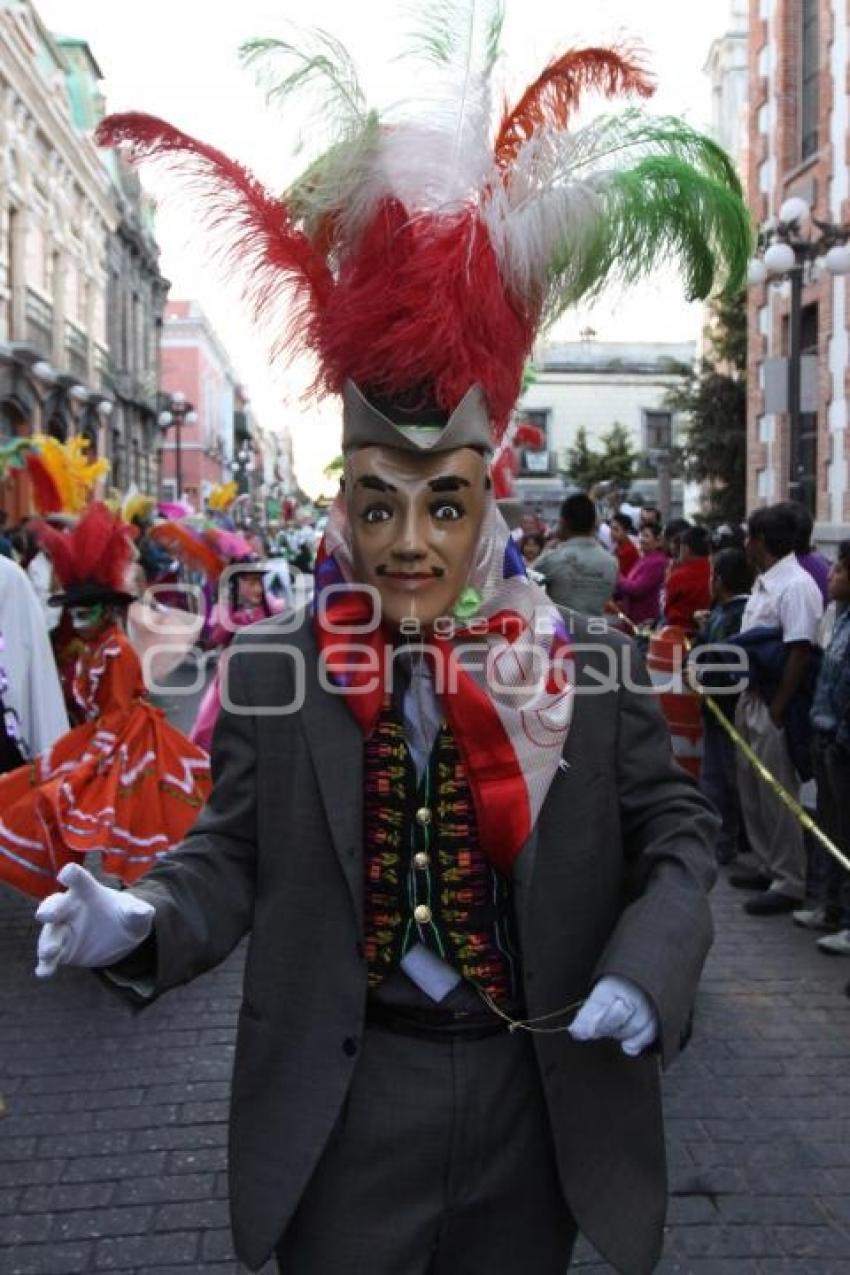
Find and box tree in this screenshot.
[664,290,747,524]
[565,426,599,489]
[597,422,638,490]
[564,423,638,491]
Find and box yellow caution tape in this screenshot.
[703,693,850,875]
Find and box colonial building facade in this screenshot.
[101,149,168,498]
[747,0,849,546]
[159,299,235,509]
[0,1,116,520]
[516,340,696,521]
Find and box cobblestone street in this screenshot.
[2,863,849,1274]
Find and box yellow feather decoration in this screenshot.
[31,434,110,514]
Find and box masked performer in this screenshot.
[189,532,284,752]
[0,504,211,898]
[34,8,750,1273]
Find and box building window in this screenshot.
[801,0,819,160]
[642,409,673,451]
[7,207,17,340]
[791,303,818,514]
[111,425,124,491]
[517,408,551,475]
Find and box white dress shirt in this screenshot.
[740,552,823,644]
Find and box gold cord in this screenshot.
[477,988,586,1034]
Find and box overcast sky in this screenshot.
[36,0,737,494]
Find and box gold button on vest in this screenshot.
[415,806,432,826]
[413,904,432,924]
[414,852,430,870]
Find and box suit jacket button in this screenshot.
[342,1037,358,1057]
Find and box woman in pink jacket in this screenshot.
[608,524,668,629]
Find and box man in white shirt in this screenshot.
[730,505,823,914]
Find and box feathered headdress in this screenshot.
[96,2,751,440]
[207,481,238,512]
[147,520,259,583]
[36,502,135,608]
[122,490,157,526]
[25,435,109,515]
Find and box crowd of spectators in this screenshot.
[520,493,850,985]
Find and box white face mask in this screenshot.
[69,605,105,632]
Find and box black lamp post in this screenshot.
[748,197,850,508]
[157,390,198,500]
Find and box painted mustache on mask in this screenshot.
[376,565,447,578]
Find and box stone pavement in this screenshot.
[2,863,850,1274]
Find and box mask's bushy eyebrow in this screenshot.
[356,475,397,492]
[427,476,471,492]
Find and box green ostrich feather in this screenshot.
[541,119,752,322]
[239,30,368,131]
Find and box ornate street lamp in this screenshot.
[157,389,198,499]
[747,197,850,507]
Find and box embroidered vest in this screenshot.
[363,703,520,1002]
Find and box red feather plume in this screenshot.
[25,452,62,514]
[95,113,334,341]
[494,46,655,171]
[35,503,134,592]
[317,200,534,437]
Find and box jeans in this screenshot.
[699,715,742,863]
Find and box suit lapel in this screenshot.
[298,661,365,935]
[512,823,539,952]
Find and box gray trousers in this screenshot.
[735,692,805,898]
[276,1024,577,1275]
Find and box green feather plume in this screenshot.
[489,111,752,323]
[239,29,368,134]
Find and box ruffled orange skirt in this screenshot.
[0,701,211,898]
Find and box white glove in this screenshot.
[568,975,659,1057]
[34,863,155,978]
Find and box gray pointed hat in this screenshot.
[342,381,493,456]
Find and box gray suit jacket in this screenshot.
[128,612,717,1274]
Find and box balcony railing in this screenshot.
[24,288,52,353]
[65,320,89,381]
[93,345,112,390]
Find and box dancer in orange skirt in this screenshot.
[0,503,211,899]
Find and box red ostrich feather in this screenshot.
[36,503,134,592]
[317,200,534,438]
[494,46,655,172]
[25,452,62,515]
[95,113,334,338]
